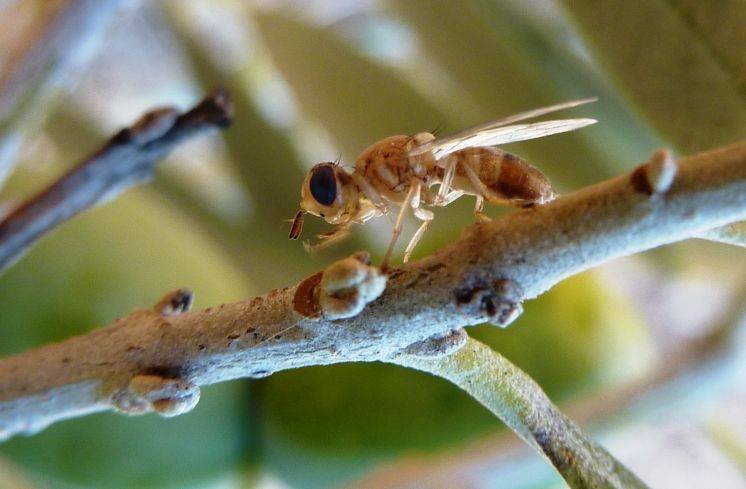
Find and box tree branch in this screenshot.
[0,141,744,443]
[0,0,138,184]
[0,88,232,273]
[391,337,649,488]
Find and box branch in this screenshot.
[698,221,746,248]
[391,337,649,488]
[0,88,232,273]
[0,141,744,442]
[0,0,137,183]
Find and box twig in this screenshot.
[0,141,744,441]
[0,0,138,184]
[351,285,746,488]
[0,88,233,273]
[698,221,746,248]
[391,337,649,488]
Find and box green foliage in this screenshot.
[392,0,660,185]
[0,182,257,487]
[395,338,650,488]
[559,0,746,153]
[1,382,251,489]
[254,11,446,160]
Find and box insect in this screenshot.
[289,98,597,269]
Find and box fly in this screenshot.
[289,98,597,269]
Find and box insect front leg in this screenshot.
[352,171,388,214]
[404,206,434,263]
[381,181,419,270]
[303,225,352,253]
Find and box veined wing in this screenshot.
[409,97,597,158]
[411,118,597,159]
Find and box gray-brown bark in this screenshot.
[0,140,744,441]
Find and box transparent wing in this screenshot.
[411,118,597,158]
[409,97,598,158]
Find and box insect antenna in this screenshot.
[430,122,445,137]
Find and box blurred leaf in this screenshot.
[559,0,746,153]
[392,0,627,186]
[0,178,257,486]
[1,382,251,489]
[0,0,133,183]
[259,273,651,486]
[471,272,651,398]
[470,0,663,167]
[254,10,447,160]
[168,8,359,284]
[253,9,483,263]
[393,337,649,488]
[667,0,746,94]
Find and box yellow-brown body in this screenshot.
[355,134,554,207]
[290,97,597,265]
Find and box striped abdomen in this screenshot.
[448,146,555,205]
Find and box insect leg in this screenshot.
[436,155,457,205]
[462,153,512,206]
[474,194,490,222]
[438,190,464,207]
[351,171,388,213]
[381,181,419,270]
[404,206,434,263]
[303,225,352,253]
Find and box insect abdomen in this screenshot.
[453,147,554,204]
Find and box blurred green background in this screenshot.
[0,1,744,488]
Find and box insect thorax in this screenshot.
[354,135,438,198]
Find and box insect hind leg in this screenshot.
[474,195,491,222]
[461,153,512,207]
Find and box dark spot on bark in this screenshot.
[454,276,524,326]
[61,357,71,364]
[143,365,182,379]
[630,165,653,195]
[110,128,133,145]
[532,427,570,472]
[227,333,240,340]
[197,344,206,352]
[386,268,405,279]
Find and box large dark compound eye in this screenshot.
[309,165,337,206]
